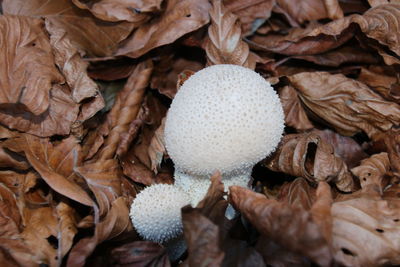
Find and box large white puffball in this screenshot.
[164,64,285,176]
[130,184,191,243]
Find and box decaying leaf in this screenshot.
[288,71,400,139]
[116,0,211,58]
[265,132,355,192]
[148,117,166,174]
[229,185,333,266]
[351,152,390,192]
[205,0,258,69]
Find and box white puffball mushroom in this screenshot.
[165,64,285,178]
[129,184,191,243]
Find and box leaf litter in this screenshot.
[0,0,400,266]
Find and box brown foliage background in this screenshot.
[0,0,400,266]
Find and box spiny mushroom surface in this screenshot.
[129,184,191,243]
[165,64,284,176]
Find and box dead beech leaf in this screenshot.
[72,0,162,23]
[4,134,94,208]
[312,129,368,169]
[67,197,131,267]
[182,206,225,267]
[148,117,166,174]
[110,241,170,266]
[278,177,316,210]
[205,0,258,69]
[3,0,134,57]
[45,20,104,121]
[351,152,390,192]
[224,0,275,36]
[116,0,211,58]
[278,85,314,131]
[332,192,400,266]
[56,202,77,262]
[265,132,354,192]
[98,60,153,160]
[288,72,400,139]
[75,159,122,218]
[0,146,30,170]
[276,0,343,25]
[358,67,400,103]
[0,183,21,237]
[21,207,58,266]
[229,186,332,266]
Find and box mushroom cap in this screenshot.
[165,64,284,176]
[130,184,191,243]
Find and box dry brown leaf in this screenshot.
[72,0,162,23]
[21,207,58,266]
[288,71,400,139]
[75,159,122,218]
[182,206,225,267]
[332,192,400,266]
[45,19,104,122]
[0,183,22,237]
[116,0,211,58]
[121,154,156,186]
[312,129,368,169]
[110,241,170,266]
[56,202,78,262]
[98,60,153,160]
[67,197,131,267]
[148,117,166,174]
[265,132,355,192]
[0,146,30,170]
[278,177,316,210]
[224,0,276,36]
[4,134,95,208]
[276,0,343,25]
[351,152,390,192]
[358,67,400,103]
[3,0,134,57]
[229,186,332,266]
[205,0,257,69]
[278,85,314,131]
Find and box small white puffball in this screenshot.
[129,184,191,243]
[164,64,285,176]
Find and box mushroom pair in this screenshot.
[130,64,285,257]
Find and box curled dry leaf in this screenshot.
[3,134,94,207]
[265,132,354,192]
[3,0,134,57]
[205,0,258,69]
[148,117,166,174]
[72,0,162,23]
[182,206,225,267]
[278,85,314,131]
[288,72,400,139]
[223,0,275,36]
[278,177,316,210]
[56,202,78,262]
[75,159,122,218]
[332,192,400,266]
[312,129,368,169]
[229,186,332,266]
[276,0,343,25]
[67,197,131,267]
[98,60,153,161]
[351,152,390,192]
[116,0,211,58]
[110,241,170,267]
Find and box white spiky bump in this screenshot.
[165,64,285,176]
[129,184,191,243]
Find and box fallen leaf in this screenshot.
[278,177,316,210]
[148,117,166,174]
[110,241,170,267]
[278,85,314,131]
[56,202,78,262]
[3,0,135,57]
[265,132,355,192]
[205,0,258,69]
[72,0,162,23]
[229,186,332,266]
[288,71,400,139]
[116,0,211,58]
[351,152,390,192]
